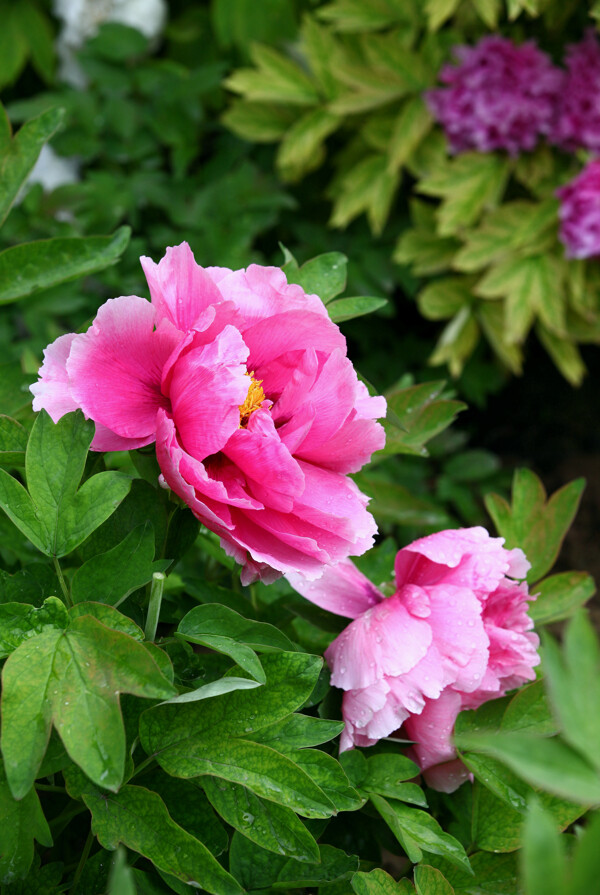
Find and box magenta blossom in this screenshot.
[551,31,600,152]
[31,243,386,584]
[287,527,539,792]
[426,35,563,155]
[556,160,600,259]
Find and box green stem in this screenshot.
[145,572,166,642]
[53,556,73,609]
[130,754,156,780]
[70,826,94,893]
[35,783,66,793]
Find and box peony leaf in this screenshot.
[327,295,388,323]
[282,250,348,303]
[381,379,466,458]
[1,614,176,798]
[202,776,320,861]
[521,800,567,895]
[0,761,52,884]
[414,865,455,895]
[352,868,415,894]
[485,468,585,583]
[0,595,68,659]
[248,714,345,751]
[0,415,28,467]
[529,571,596,625]
[229,834,358,891]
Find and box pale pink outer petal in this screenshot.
[422,759,472,793]
[167,325,249,461]
[286,559,384,620]
[403,690,463,777]
[324,595,432,691]
[90,422,155,452]
[341,680,400,751]
[67,296,182,440]
[140,242,224,331]
[394,526,516,597]
[30,332,78,422]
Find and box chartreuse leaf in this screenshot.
[0,595,68,658]
[140,653,336,817]
[370,794,472,872]
[224,42,320,105]
[425,0,461,29]
[229,833,358,890]
[202,776,320,861]
[0,104,64,227]
[160,676,261,705]
[395,200,460,276]
[0,410,131,557]
[0,228,132,304]
[414,865,455,895]
[330,153,400,234]
[67,769,242,895]
[1,614,176,798]
[529,571,595,625]
[382,380,466,457]
[485,469,585,583]
[418,153,510,237]
[71,522,169,606]
[352,868,414,894]
[542,612,600,771]
[0,761,52,884]
[276,107,341,181]
[521,800,567,895]
[282,250,348,303]
[0,415,28,467]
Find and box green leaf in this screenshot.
[13,0,55,83]
[425,0,461,30]
[484,469,585,583]
[1,614,176,798]
[145,772,228,858]
[330,153,400,235]
[352,868,413,895]
[454,731,600,804]
[529,571,595,625]
[160,676,262,705]
[229,834,358,890]
[0,105,64,227]
[282,251,348,303]
[536,324,586,387]
[354,473,454,528]
[328,295,388,323]
[521,800,567,895]
[0,415,28,467]
[107,847,135,895]
[418,154,510,237]
[362,753,426,805]
[224,43,320,105]
[0,228,131,304]
[426,852,517,894]
[0,596,68,659]
[74,774,243,895]
[370,794,472,872]
[202,776,320,861]
[501,681,556,736]
[68,602,145,641]
[277,107,341,181]
[0,410,132,557]
[570,809,600,895]
[288,747,364,811]
[223,100,294,143]
[417,278,472,322]
[71,522,169,606]
[248,713,345,750]
[0,761,52,884]
[414,864,455,895]
[388,96,433,170]
[382,380,466,457]
[212,0,298,50]
[471,0,501,26]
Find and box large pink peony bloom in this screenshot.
[426,36,563,155]
[556,160,600,259]
[287,527,539,792]
[31,243,386,584]
[551,30,600,152]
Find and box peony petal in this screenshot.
[67,296,181,440]
[216,265,329,330]
[286,558,384,620]
[243,310,346,373]
[30,332,78,422]
[168,325,249,460]
[140,242,224,331]
[403,690,462,774]
[324,595,432,691]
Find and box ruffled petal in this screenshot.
[216,265,329,330]
[140,242,223,331]
[403,690,463,774]
[243,311,346,374]
[30,332,78,422]
[67,296,181,440]
[286,558,384,620]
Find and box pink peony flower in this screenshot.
[31,243,386,584]
[426,35,563,155]
[287,527,539,792]
[556,160,600,259]
[551,30,600,152]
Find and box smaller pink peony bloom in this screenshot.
[287,527,540,792]
[551,30,600,152]
[31,243,386,584]
[426,35,563,155]
[556,160,600,259]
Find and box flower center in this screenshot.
[239,372,265,427]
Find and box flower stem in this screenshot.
[53,556,73,609]
[145,572,166,642]
[70,825,94,893]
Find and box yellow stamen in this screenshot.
[239,372,265,427]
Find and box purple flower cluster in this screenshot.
[425,36,564,156]
[556,161,600,259]
[551,30,600,152]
